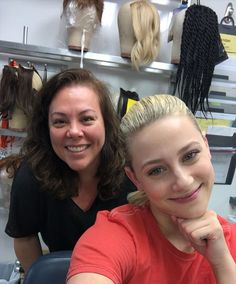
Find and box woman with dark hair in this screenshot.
[5,68,135,273]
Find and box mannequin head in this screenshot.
[63,0,104,51]
[118,0,160,70]
[168,8,187,64]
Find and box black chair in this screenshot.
[23,251,72,284]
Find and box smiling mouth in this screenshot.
[169,186,202,203]
[66,145,89,152]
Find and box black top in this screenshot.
[5,160,136,251]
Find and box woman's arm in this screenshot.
[174,210,236,284]
[14,234,43,273]
[67,273,114,284]
[212,254,236,284]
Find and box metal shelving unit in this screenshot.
[0,40,177,76]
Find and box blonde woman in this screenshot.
[67,95,236,284]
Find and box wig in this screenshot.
[130,0,160,70]
[63,0,104,23]
[0,65,42,123]
[63,0,104,51]
[0,66,18,118]
[173,4,222,115]
[16,65,35,118]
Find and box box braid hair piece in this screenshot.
[173,4,222,115]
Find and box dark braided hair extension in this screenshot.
[173,4,220,115]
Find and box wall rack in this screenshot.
[0,40,177,76]
[0,128,27,138]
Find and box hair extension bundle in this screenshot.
[0,65,40,121]
[0,66,18,117]
[16,65,35,118]
[173,4,221,115]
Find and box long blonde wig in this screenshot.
[130,0,160,70]
[120,94,203,205]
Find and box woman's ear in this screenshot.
[202,134,212,159]
[124,166,143,191]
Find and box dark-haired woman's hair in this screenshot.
[17,68,124,200]
[173,4,221,115]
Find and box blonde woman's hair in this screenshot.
[120,94,202,205]
[130,0,160,70]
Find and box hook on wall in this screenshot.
[224,2,234,24]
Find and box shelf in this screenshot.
[0,128,27,138]
[0,40,177,75]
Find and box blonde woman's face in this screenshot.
[125,115,215,220]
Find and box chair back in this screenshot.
[23,251,72,284]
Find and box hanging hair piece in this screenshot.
[173,4,221,115]
[130,0,160,70]
[0,66,18,117]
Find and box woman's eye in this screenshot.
[82,116,95,123]
[148,167,165,176]
[52,119,66,127]
[183,150,200,162]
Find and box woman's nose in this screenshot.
[67,122,83,138]
[171,167,193,192]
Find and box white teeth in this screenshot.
[67,145,88,152]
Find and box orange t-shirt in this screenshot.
[68,204,236,284]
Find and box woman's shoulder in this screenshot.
[97,204,149,232]
[13,159,40,190]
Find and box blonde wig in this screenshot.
[120,94,203,205]
[130,0,160,70]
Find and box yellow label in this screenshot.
[220,33,236,54]
[197,118,232,132]
[126,98,138,112]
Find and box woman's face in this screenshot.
[48,84,105,175]
[125,115,215,220]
